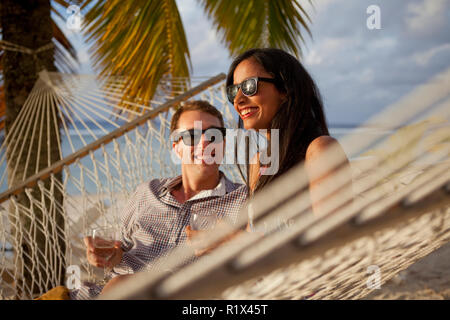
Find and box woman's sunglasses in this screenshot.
[173,127,227,146]
[226,77,277,104]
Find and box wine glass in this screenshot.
[92,226,119,285]
[190,213,218,231]
[188,213,218,249]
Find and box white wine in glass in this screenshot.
[188,213,218,249]
[92,226,119,285]
[190,213,217,231]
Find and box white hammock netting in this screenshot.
[0,67,449,300]
[0,72,239,299]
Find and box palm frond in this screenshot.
[198,0,312,59]
[82,0,191,108]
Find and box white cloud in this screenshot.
[412,43,450,66]
[176,0,197,17]
[359,67,374,84]
[370,37,397,50]
[305,36,352,66]
[176,0,232,75]
[304,0,338,15]
[189,29,231,75]
[77,49,90,64]
[406,0,448,34]
[305,49,323,66]
[321,37,352,53]
[66,0,450,126]
[191,29,219,56]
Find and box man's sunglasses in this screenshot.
[173,127,227,146]
[226,77,277,104]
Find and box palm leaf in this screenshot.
[198,0,312,59]
[82,0,191,110]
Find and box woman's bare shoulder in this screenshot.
[305,135,340,161]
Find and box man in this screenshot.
[69,100,247,299]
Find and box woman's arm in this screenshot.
[305,136,354,216]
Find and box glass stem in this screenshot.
[103,266,111,284]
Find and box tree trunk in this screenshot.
[1,0,65,297]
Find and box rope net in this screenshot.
[100,66,449,300]
[0,72,239,299]
[0,66,449,299]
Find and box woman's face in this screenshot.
[232,57,286,130]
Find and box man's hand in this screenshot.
[185,225,214,256]
[84,236,123,268]
[185,224,242,257]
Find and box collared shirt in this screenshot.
[70,173,247,300]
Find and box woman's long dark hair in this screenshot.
[226,48,329,194]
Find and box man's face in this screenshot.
[172,110,225,174]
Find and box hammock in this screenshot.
[0,71,238,299]
[0,66,449,300]
[100,67,450,300]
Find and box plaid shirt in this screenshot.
[70,173,247,300]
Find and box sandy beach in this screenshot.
[365,241,450,300]
[2,192,449,300]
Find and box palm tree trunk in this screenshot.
[1,0,65,297]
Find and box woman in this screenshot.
[226,48,352,216]
[189,48,353,253]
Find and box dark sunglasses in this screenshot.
[226,77,277,104]
[173,126,227,146]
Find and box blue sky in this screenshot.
[64,0,450,127]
